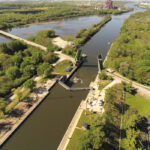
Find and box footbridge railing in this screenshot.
[58,81,90,91]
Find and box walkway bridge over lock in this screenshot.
[58,80,90,91]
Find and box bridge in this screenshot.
[58,81,90,91]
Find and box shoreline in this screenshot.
[0,59,83,147]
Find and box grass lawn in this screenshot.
[53,60,74,75]
[125,93,150,117]
[66,110,100,149]
[77,110,100,128]
[66,129,83,150]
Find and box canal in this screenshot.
[1,3,145,150]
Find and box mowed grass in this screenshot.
[53,60,73,75]
[66,110,100,150]
[125,93,150,117]
[66,129,83,150]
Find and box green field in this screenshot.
[66,129,83,150]
[53,60,73,75]
[125,93,150,117]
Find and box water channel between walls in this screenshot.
[0,3,145,150]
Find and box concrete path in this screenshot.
[107,69,150,99]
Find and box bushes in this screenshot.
[23,79,36,91]
[42,52,58,64]
[6,66,21,80]
[37,62,53,77]
[37,29,56,38]
[0,40,27,55]
[99,71,112,80]
[62,47,76,57]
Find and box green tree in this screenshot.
[37,62,52,76]
[42,52,58,64]
[22,65,35,77]
[0,97,7,112]
[8,40,27,54]
[11,54,23,67]
[105,88,116,105]
[0,42,10,54]
[99,71,107,80]
[23,79,36,91]
[6,66,21,80]
[120,61,129,76]
[121,82,135,94]
[122,128,143,150]
[78,126,104,150]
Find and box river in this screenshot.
[0,3,145,150]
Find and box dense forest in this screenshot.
[0,2,131,30]
[105,10,150,85]
[0,34,58,98]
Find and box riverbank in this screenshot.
[0,55,85,147]
[0,79,57,147]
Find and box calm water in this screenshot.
[1,3,145,150]
[0,35,11,44]
[8,16,102,39]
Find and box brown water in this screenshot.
[0,3,145,150]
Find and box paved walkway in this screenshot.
[107,69,150,99]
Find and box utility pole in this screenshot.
[97,54,103,73]
[119,90,125,150]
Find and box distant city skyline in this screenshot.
[0,0,150,2]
